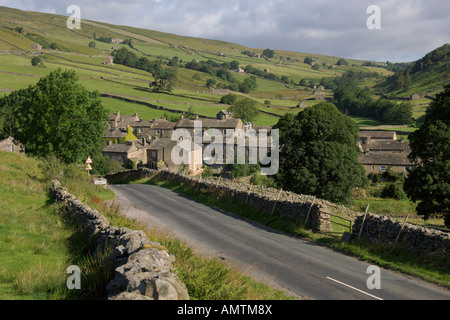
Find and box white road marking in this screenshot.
[326,277,384,300]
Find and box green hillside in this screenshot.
[0,6,446,126]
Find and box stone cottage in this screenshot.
[0,136,25,153]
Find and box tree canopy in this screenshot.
[273,102,366,203]
[150,67,177,93]
[0,69,108,165]
[403,85,450,226]
[333,83,413,125]
[227,97,259,124]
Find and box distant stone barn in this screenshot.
[104,56,114,65]
[31,43,42,52]
[315,91,325,101]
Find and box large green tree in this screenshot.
[274,102,366,203]
[403,85,450,227]
[228,97,259,124]
[0,68,108,164]
[150,68,177,93]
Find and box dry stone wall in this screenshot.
[105,168,359,232]
[351,213,450,256]
[50,178,189,300]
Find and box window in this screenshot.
[380,166,386,172]
[138,128,142,133]
[371,165,374,171]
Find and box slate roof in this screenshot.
[359,130,396,140]
[102,139,147,153]
[359,152,412,166]
[175,118,242,129]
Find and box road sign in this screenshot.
[85,164,92,171]
[93,178,107,185]
[85,156,93,164]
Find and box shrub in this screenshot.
[381,182,407,200]
[250,173,277,188]
[220,93,238,105]
[31,56,42,67]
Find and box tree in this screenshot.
[31,56,42,67]
[0,69,108,164]
[304,57,313,65]
[228,97,259,124]
[263,49,275,58]
[336,58,349,66]
[206,78,217,88]
[220,93,238,105]
[403,85,450,227]
[238,76,257,93]
[273,102,366,203]
[88,41,96,48]
[382,102,413,124]
[150,68,177,93]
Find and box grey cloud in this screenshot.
[1,0,448,62]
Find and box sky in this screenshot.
[1,0,449,62]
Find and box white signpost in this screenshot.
[85,156,93,175]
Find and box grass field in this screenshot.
[0,6,384,128]
[0,152,72,299]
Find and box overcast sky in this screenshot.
[1,0,449,62]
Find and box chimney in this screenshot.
[180,114,184,120]
[108,140,112,146]
[194,114,199,120]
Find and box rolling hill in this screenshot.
[0,6,447,127]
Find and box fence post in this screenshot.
[393,213,410,246]
[305,198,316,224]
[196,175,202,191]
[271,189,283,214]
[245,184,254,204]
[358,204,370,239]
[215,176,222,188]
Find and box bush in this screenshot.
[49,43,59,50]
[381,182,407,200]
[31,56,42,67]
[250,173,277,188]
[220,93,238,105]
[201,166,213,178]
[125,159,137,170]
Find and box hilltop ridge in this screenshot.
[0,6,448,126]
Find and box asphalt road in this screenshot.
[109,183,450,300]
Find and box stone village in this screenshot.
[99,109,413,177]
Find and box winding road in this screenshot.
[109,183,450,300]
